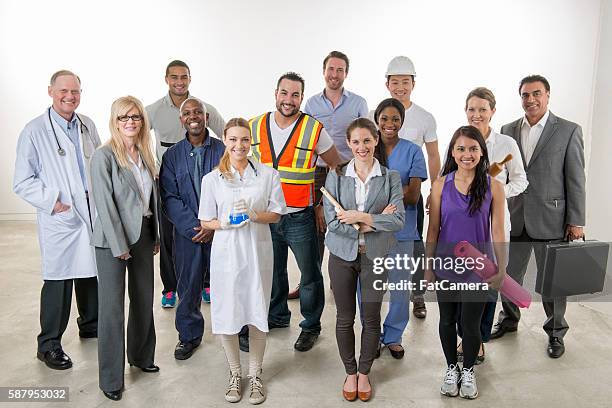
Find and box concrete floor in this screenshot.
[1,220,611,408]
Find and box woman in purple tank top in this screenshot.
[424,126,506,400]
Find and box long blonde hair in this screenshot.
[219,118,251,180]
[107,96,157,177]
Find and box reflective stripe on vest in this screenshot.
[249,112,322,207]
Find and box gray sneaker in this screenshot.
[460,367,479,399]
[440,364,460,397]
[248,374,266,405]
[225,371,241,403]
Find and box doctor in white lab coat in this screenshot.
[13,70,100,370]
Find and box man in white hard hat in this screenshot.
[369,56,441,320]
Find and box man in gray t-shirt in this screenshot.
[145,60,225,308]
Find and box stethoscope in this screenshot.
[48,107,90,156]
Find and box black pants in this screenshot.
[437,287,486,369]
[328,253,387,375]
[412,194,426,296]
[157,179,177,294]
[314,166,329,266]
[38,277,98,353]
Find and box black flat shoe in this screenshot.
[79,331,97,339]
[489,323,517,340]
[294,331,318,352]
[103,390,122,401]
[547,337,565,358]
[140,364,160,373]
[174,340,200,360]
[388,345,405,359]
[37,348,72,370]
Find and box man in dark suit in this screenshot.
[490,75,586,358]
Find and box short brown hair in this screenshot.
[323,51,350,73]
[465,87,496,110]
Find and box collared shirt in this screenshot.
[520,110,550,165]
[304,88,368,164]
[127,152,153,217]
[486,130,528,198]
[146,93,226,169]
[345,158,382,244]
[49,107,88,191]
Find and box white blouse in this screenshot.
[128,153,153,217]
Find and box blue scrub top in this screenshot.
[387,139,428,241]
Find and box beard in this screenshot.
[276,102,299,118]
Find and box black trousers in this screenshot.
[437,287,486,369]
[412,194,426,296]
[157,180,177,294]
[314,166,329,266]
[38,277,98,352]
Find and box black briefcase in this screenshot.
[536,240,610,298]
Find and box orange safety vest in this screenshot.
[250,112,322,207]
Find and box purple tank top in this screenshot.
[434,171,494,282]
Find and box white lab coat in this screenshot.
[13,109,101,280]
[198,161,286,335]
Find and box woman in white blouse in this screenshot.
[456,87,528,364]
[198,118,286,405]
[90,96,160,401]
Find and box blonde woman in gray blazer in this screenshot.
[90,96,160,401]
[323,118,404,402]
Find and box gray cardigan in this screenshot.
[323,162,405,261]
[90,145,160,257]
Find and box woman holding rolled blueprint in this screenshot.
[323,118,404,401]
[198,118,287,404]
[456,87,528,364]
[424,125,506,399]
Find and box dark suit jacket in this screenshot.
[502,111,585,240]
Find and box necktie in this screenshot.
[193,145,206,199]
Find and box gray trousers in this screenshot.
[96,218,156,392]
[497,228,569,338]
[38,277,98,352]
[328,252,387,375]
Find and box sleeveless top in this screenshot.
[434,171,494,283]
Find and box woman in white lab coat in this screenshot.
[199,118,286,405]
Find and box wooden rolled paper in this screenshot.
[320,187,360,231]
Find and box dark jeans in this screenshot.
[269,207,324,334]
[38,277,98,352]
[496,229,569,338]
[329,253,387,375]
[437,287,486,369]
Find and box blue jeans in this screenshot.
[269,207,323,334]
[381,241,414,346]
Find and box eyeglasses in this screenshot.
[117,114,143,122]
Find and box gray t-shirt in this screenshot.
[146,93,225,168]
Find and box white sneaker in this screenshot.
[440,364,460,397]
[460,367,479,399]
[225,371,241,403]
[248,374,266,405]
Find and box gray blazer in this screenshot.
[90,145,160,257]
[323,162,405,261]
[502,111,586,240]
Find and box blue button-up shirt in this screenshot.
[304,88,368,164]
[50,107,88,191]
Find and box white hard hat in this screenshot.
[385,56,416,77]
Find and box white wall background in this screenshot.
[0,0,604,225]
